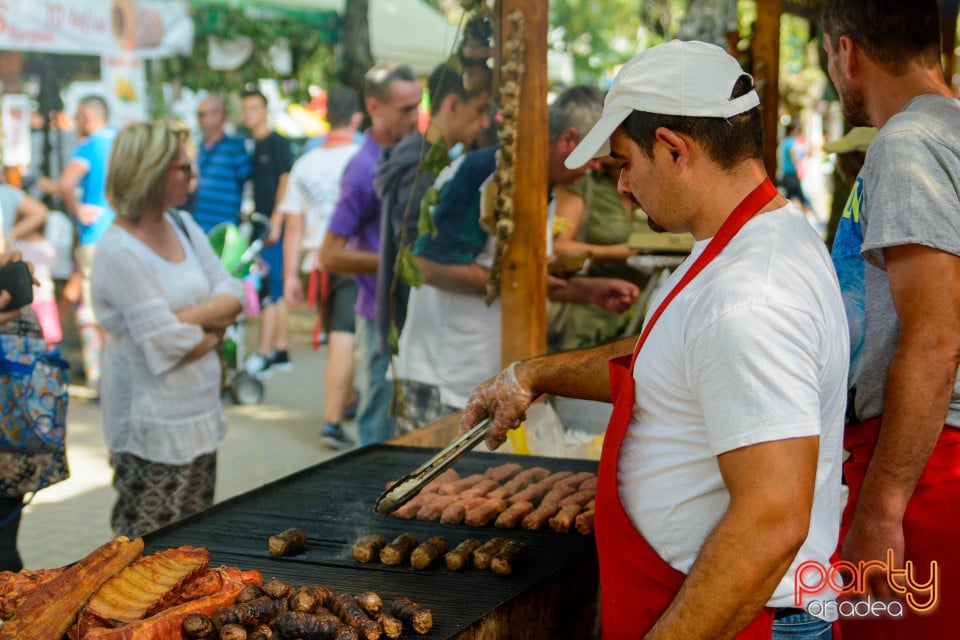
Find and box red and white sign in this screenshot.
[0,0,193,58]
[1,94,31,167]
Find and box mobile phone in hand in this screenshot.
[0,260,34,312]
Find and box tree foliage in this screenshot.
[159,3,339,103]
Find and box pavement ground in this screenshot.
[18,307,349,570]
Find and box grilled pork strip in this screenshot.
[0,536,144,640]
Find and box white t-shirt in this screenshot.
[92,212,245,465]
[395,176,556,408]
[278,143,359,271]
[620,205,848,610]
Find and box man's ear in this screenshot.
[559,127,580,152]
[441,94,460,117]
[838,35,861,83]
[654,127,690,171]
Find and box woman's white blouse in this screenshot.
[92,212,244,465]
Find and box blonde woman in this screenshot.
[91,121,243,537]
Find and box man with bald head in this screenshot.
[193,94,252,233]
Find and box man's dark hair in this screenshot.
[326,86,361,128]
[621,74,762,171]
[240,88,268,106]
[364,62,418,103]
[427,62,485,116]
[79,95,109,122]
[821,0,942,73]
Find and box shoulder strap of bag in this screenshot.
[168,209,196,251]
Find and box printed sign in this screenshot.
[0,0,193,57]
[1,94,31,167]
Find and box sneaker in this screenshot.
[321,423,355,450]
[269,349,293,373]
[245,353,272,378]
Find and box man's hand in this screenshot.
[586,277,640,313]
[284,276,304,307]
[841,515,904,601]
[267,215,283,246]
[460,362,537,450]
[76,204,105,226]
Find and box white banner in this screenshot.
[0,0,194,58]
[1,94,31,167]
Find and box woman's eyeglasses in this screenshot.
[169,163,193,175]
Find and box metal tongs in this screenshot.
[374,418,492,515]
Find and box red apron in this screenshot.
[839,418,960,640]
[595,179,778,639]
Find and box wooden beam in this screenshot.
[498,0,549,367]
[753,0,782,178]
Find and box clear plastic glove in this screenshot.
[459,361,537,450]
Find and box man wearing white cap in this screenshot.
[460,40,847,639]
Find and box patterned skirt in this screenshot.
[110,451,217,539]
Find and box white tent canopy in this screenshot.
[244,0,573,81]
[247,0,462,74]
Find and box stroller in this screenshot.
[207,211,271,405]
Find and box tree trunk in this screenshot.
[339,0,374,103]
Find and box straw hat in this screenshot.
[823,127,877,154]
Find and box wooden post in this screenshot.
[498,1,549,367]
[752,0,781,178]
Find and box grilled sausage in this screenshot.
[490,540,528,575]
[390,494,430,520]
[439,496,487,524]
[352,535,386,564]
[288,587,319,613]
[439,473,486,496]
[273,611,340,640]
[458,478,501,499]
[355,592,382,616]
[559,489,596,507]
[521,501,562,531]
[549,503,583,533]
[218,624,248,640]
[379,534,418,566]
[507,471,575,505]
[464,498,508,527]
[331,593,381,640]
[494,500,534,528]
[472,537,509,570]
[268,528,306,557]
[484,462,524,483]
[445,538,483,571]
[415,495,457,520]
[376,611,403,639]
[390,597,433,635]
[182,613,215,639]
[487,467,550,499]
[262,578,294,600]
[575,507,595,535]
[410,536,449,570]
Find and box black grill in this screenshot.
[143,444,599,638]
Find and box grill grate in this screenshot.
[143,444,598,639]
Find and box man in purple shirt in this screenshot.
[319,62,422,448]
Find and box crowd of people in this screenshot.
[0,0,958,637]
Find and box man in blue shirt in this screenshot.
[59,95,116,396]
[193,95,252,233]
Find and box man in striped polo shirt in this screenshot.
[193,95,252,233]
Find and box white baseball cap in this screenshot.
[565,40,760,169]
